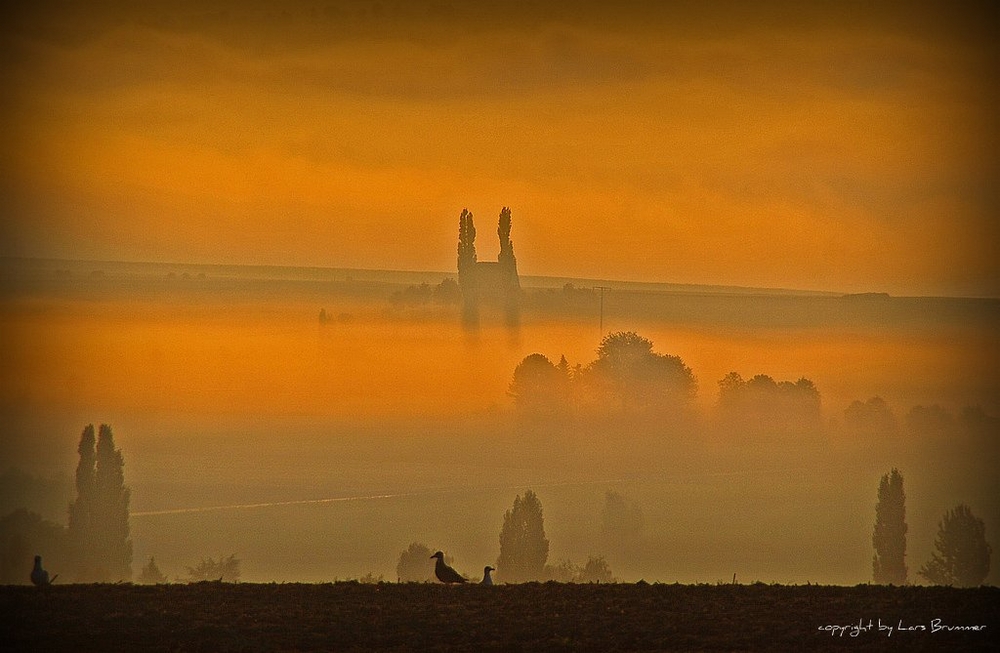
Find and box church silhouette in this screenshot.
[457,207,521,326]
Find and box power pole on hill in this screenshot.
[593,286,611,337]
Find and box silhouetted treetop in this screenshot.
[396,542,435,583]
[498,206,513,259]
[919,504,991,587]
[187,554,241,583]
[457,208,477,271]
[845,396,898,438]
[906,404,956,438]
[497,489,549,583]
[139,556,167,584]
[588,331,696,412]
[434,277,461,305]
[508,353,568,414]
[716,371,821,435]
[577,555,615,583]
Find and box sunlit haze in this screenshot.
[2,1,998,296]
[1,1,998,590]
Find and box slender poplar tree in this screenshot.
[67,424,97,581]
[457,208,478,327]
[95,424,132,581]
[872,468,907,584]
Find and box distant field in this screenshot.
[3,583,997,652]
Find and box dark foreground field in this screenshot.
[3,582,997,652]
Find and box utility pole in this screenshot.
[593,286,611,337]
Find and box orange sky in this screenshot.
[2,1,998,296]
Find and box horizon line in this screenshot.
[3,254,995,301]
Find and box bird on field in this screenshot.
[31,555,57,586]
[481,566,495,586]
[430,551,467,584]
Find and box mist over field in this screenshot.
[3,5,998,652]
[2,258,997,586]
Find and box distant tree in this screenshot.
[433,278,462,305]
[845,396,898,437]
[497,490,549,583]
[138,556,167,584]
[906,404,955,438]
[576,555,615,583]
[0,467,73,522]
[783,378,821,423]
[457,209,478,326]
[958,405,998,433]
[919,504,992,587]
[716,372,821,434]
[588,331,695,412]
[543,556,616,583]
[957,406,1000,453]
[392,283,434,307]
[457,208,477,272]
[872,469,907,584]
[68,424,97,580]
[544,559,580,583]
[508,353,568,415]
[556,355,571,380]
[396,542,435,582]
[93,425,132,581]
[0,509,69,585]
[186,554,241,582]
[600,490,643,557]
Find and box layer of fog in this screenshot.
[2,262,997,585]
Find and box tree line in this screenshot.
[510,330,993,445]
[394,475,992,587]
[508,331,698,419]
[509,330,823,434]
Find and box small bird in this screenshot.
[481,566,495,586]
[31,555,57,586]
[430,551,466,584]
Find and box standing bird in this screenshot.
[430,551,467,584]
[31,555,57,586]
[481,566,495,586]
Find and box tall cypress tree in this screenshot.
[68,424,97,581]
[872,468,907,584]
[94,424,132,581]
[457,208,479,327]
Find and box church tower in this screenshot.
[456,206,521,327]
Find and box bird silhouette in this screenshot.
[31,555,57,586]
[481,566,495,585]
[430,551,466,584]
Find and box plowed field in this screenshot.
[3,582,997,652]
